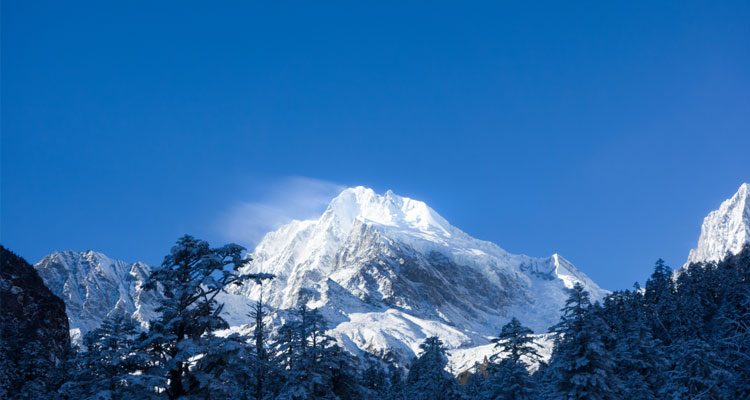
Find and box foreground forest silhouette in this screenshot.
[2,236,749,399]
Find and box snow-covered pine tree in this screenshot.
[189,331,257,399]
[387,359,406,400]
[644,259,677,345]
[532,360,552,399]
[274,305,317,399]
[136,235,273,399]
[601,288,665,400]
[661,338,732,400]
[547,283,622,400]
[491,317,541,364]
[405,336,464,400]
[272,303,362,399]
[247,288,281,400]
[484,318,540,400]
[715,246,750,398]
[274,322,299,373]
[61,312,159,399]
[462,362,488,400]
[361,354,390,398]
[485,359,536,400]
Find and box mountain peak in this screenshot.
[686,183,750,266]
[323,187,453,239]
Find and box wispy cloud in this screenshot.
[217,177,345,248]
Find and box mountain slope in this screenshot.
[686,183,750,266]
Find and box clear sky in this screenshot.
[2,1,749,291]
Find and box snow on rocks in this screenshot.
[686,183,750,267]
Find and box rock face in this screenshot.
[686,183,750,266]
[230,187,606,366]
[34,250,159,341]
[0,245,70,395]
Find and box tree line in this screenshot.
[2,236,749,399]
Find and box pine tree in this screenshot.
[60,312,151,399]
[0,320,64,399]
[387,361,406,400]
[644,259,677,344]
[189,331,255,399]
[716,259,750,397]
[272,303,361,399]
[661,338,732,399]
[486,359,536,400]
[462,364,488,400]
[0,323,20,398]
[601,288,665,399]
[247,287,279,400]
[405,336,464,400]
[492,317,541,364]
[136,235,273,399]
[547,283,621,400]
[484,318,539,400]
[361,355,389,398]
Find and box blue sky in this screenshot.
[2,1,749,290]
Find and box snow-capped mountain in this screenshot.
[34,251,160,342]
[229,187,606,366]
[33,187,606,371]
[686,183,750,266]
